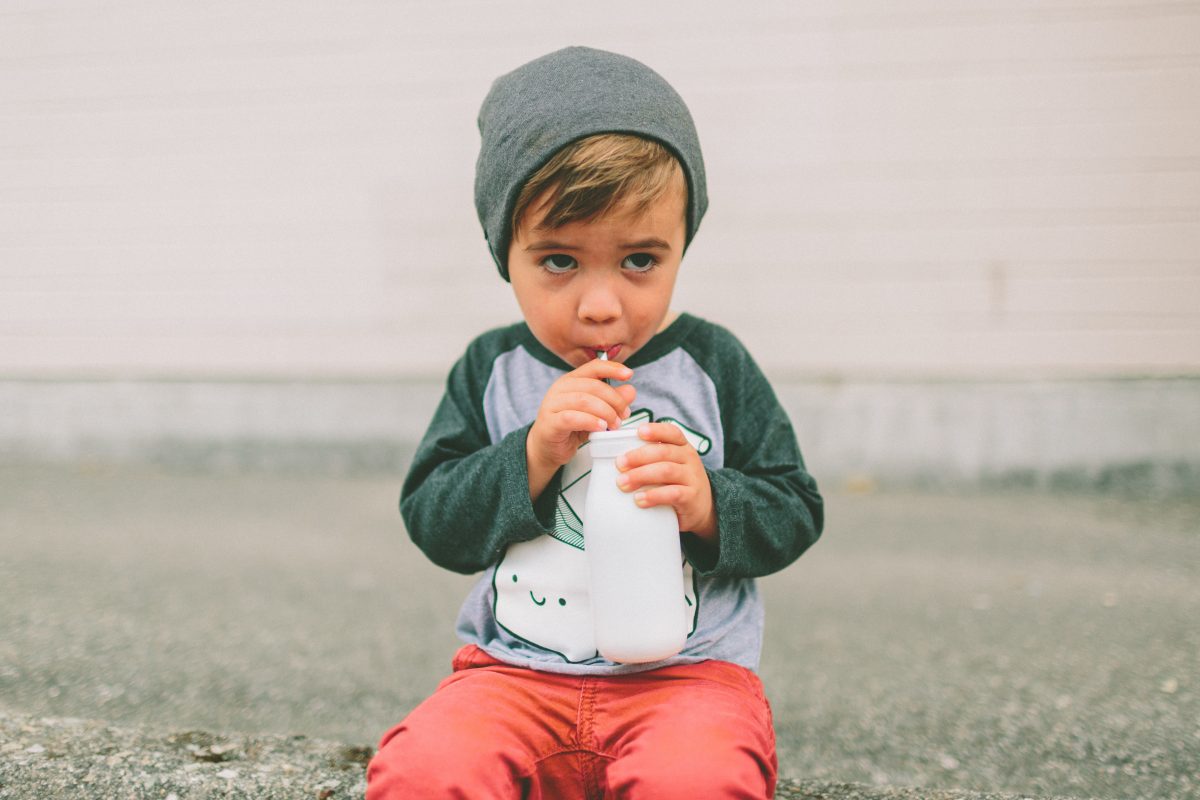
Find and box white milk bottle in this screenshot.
[584,428,688,663]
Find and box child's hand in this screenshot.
[526,359,637,499]
[615,423,717,541]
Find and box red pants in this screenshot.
[367,645,777,799]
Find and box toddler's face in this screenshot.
[507,178,686,368]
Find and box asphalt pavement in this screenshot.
[1,463,1196,799]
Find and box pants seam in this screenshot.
[576,678,606,799]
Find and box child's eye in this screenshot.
[621,253,657,272]
[539,254,577,273]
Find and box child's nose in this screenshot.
[577,277,622,324]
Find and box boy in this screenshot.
[368,46,823,799]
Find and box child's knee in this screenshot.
[366,722,524,799]
[366,727,446,799]
[613,763,774,800]
[607,736,776,799]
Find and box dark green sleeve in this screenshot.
[399,346,559,575]
[681,326,824,579]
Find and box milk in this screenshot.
[584,428,688,663]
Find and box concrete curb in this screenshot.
[0,711,1092,800]
[3,377,1198,496]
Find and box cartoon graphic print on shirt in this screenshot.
[492,409,712,662]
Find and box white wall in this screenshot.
[3,0,1199,379]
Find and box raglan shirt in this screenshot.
[400,313,823,676]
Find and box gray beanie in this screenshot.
[475,46,708,281]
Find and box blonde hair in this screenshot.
[511,133,684,235]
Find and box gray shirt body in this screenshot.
[401,313,823,676]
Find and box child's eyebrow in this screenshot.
[523,237,672,251]
[620,238,672,251]
[524,240,580,251]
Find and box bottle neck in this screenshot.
[587,429,642,459]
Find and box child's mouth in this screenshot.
[591,345,623,361]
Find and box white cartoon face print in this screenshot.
[492,409,710,662]
[493,533,597,662]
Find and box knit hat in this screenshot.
[475,46,708,281]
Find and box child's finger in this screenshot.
[617,442,687,472]
[552,409,612,435]
[632,484,686,510]
[573,358,634,383]
[553,378,634,421]
[549,392,625,430]
[636,422,688,445]
[614,382,637,408]
[616,460,688,493]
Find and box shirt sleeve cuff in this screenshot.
[681,468,742,576]
[499,422,560,539]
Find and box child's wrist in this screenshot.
[690,507,718,541]
[524,425,557,471]
[524,427,561,501]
